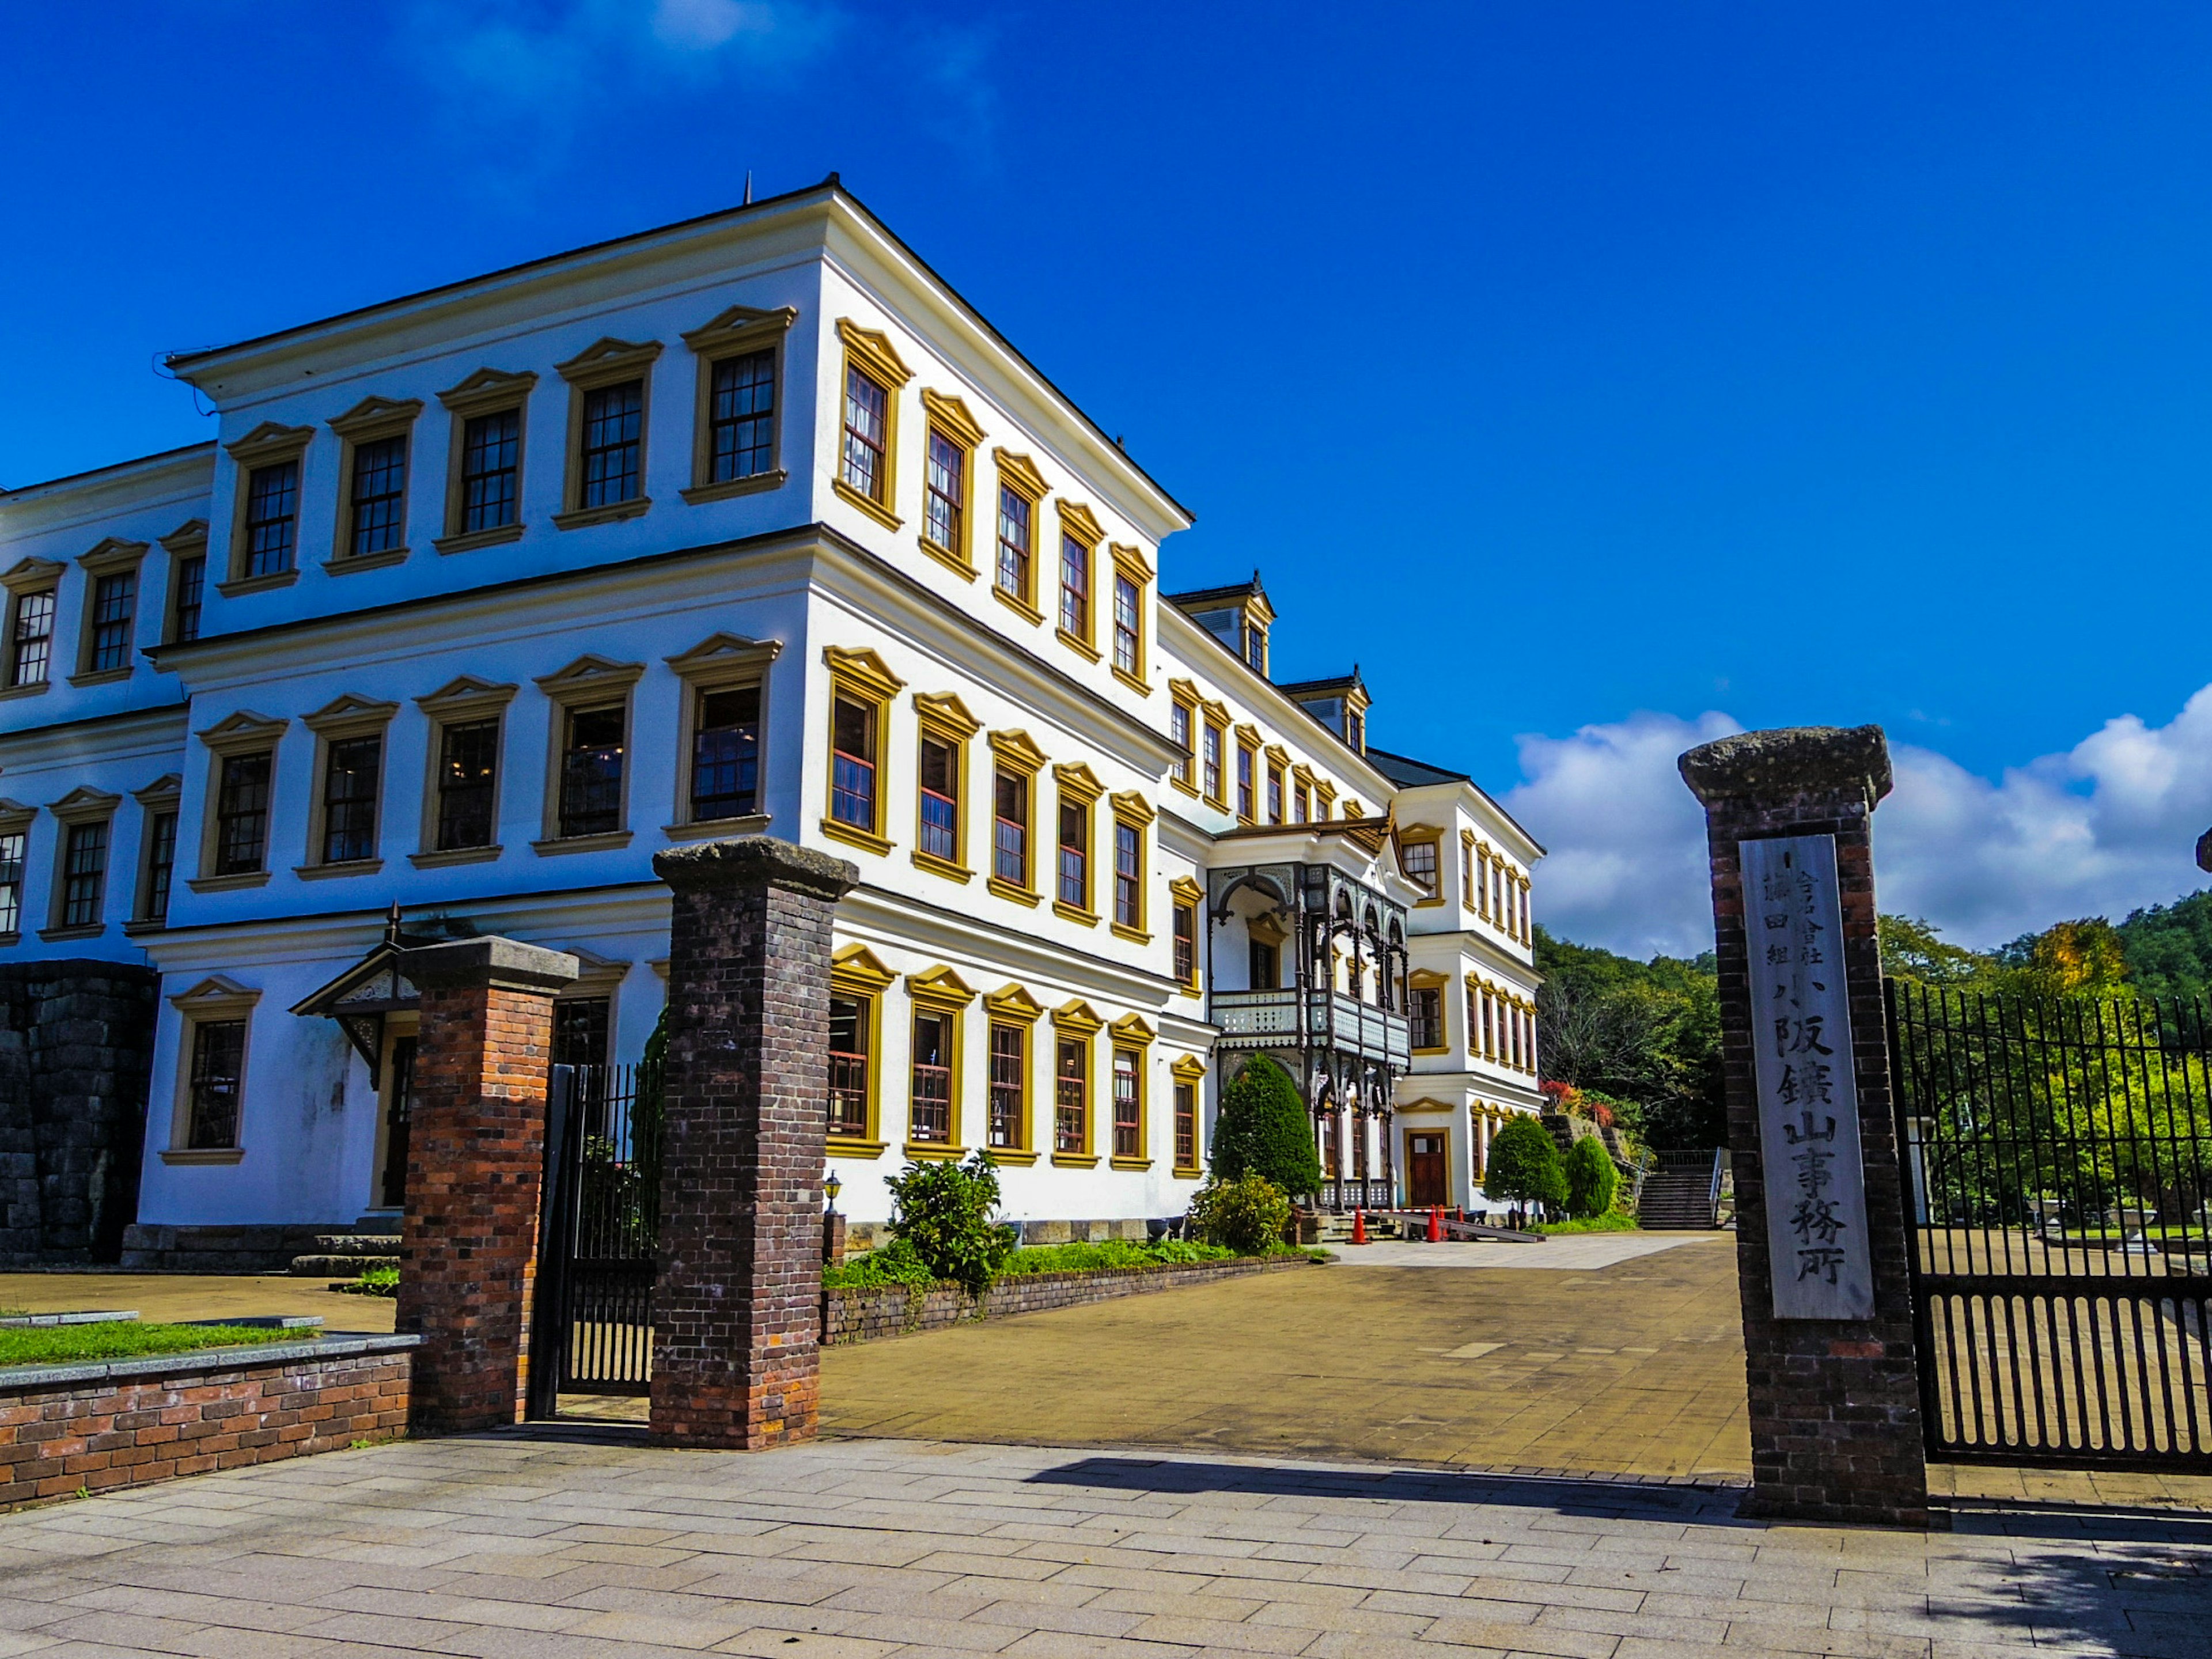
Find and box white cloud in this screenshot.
[1505,690,2212,960]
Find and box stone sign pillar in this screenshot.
[394,936,579,1434]
[650,836,857,1450]
[1679,726,1928,1527]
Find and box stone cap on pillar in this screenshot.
[653,834,859,903]
[1678,725,1893,812]
[399,936,582,995]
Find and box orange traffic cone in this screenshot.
[1428,1206,1442,1243]
[1351,1208,1367,1245]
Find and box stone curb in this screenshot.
[0,1331,422,1393]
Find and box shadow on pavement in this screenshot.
[1025,1452,1747,1520]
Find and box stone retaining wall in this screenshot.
[0,1334,418,1513]
[119,1222,353,1273]
[0,960,157,1266]
[824,1254,1317,1346]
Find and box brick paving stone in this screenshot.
[0,1437,2203,1659]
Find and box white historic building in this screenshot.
[0,181,1544,1249]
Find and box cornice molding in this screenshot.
[437,366,539,414]
[224,421,315,464]
[836,317,914,388]
[919,387,987,449]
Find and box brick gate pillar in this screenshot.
[393,937,579,1434]
[649,836,858,1450]
[1679,726,1928,1527]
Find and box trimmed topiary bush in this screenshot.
[1187,1171,1293,1255]
[1483,1115,1567,1221]
[1563,1134,1619,1219]
[1209,1054,1323,1197]
[885,1152,1018,1296]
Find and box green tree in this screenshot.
[1483,1116,1566,1219]
[2115,890,2212,1006]
[1210,1054,1323,1196]
[1187,1171,1291,1255]
[1562,1135,1618,1219]
[1878,914,1987,987]
[885,1152,1017,1296]
[1534,927,1724,1147]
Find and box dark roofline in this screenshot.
[1363,745,1469,786]
[163,176,1191,526]
[1164,578,1265,609]
[1,441,216,505]
[1276,671,1366,698]
[1363,744,1547,857]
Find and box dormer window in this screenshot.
[1245,622,1268,675]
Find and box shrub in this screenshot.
[822,1236,937,1291]
[1563,1134,1619,1219]
[1483,1116,1567,1218]
[1188,1171,1292,1255]
[1209,1055,1323,1196]
[343,1264,399,1298]
[885,1151,1018,1296]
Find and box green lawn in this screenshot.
[1536,1213,1642,1235]
[0,1321,300,1369]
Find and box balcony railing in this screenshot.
[1211,988,1411,1067]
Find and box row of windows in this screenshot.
[1400,976,1539,1075]
[1465,836,1532,941]
[0,800,178,941]
[824,968,1203,1172]
[832,323,1154,690]
[1165,683,1356,829]
[3,544,205,696]
[820,650,1162,941]
[183,671,763,893]
[213,317,790,599]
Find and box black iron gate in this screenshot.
[1887,981,2212,1469]
[527,1059,662,1418]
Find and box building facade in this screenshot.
[0,182,1544,1253]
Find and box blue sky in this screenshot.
[7,2,2212,953]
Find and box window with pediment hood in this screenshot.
[904,965,976,1156]
[828,944,895,1153]
[165,976,262,1161]
[301,694,399,874]
[1050,1000,1103,1165]
[1055,500,1103,660]
[911,691,981,882]
[834,319,914,531]
[820,645,905,856]
[222,422,314,589]
[73,538,146,681]
[326,396,422,570]
[1051,762,1104,925]
[0,800,30,939]
[985,728,1047,906]
[44,786,119,938]
[191,710,287,890]
[409,675,518,865]
[129,774,181,929]
[680,303,796,503]
[1169,876,1205,991]
[1171,1054,1206,1177]
[1109,790,1154,944]
[3,558,65,695]
[158,521,208,644]
[556,338,663,529]
[983,984,1044,1158]
[918,389,986,578]
[533,655,646,851]
[436,367,537,551]
[991,449,1048,622]
[1109,1015,1154,1168]
[664,632,781,838]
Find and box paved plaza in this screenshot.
[3,1429,2210,1659]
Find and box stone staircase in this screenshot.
[1637,1149,1725,1230]
[289,1221,401,1279]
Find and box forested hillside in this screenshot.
[1533,888,2212,1150]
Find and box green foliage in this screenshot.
[2114,891,2212,1006]
[0,1321,294,1367]
[821,1236,938,1291]
[340,1264,398,1298]
[1534,926,1724,1148]
[885,1152,1018,1296]
[1562,1134,1618,1218]
[1209,1055,1323,1195]
[1188,1171,1293,1255]
[1483,1116,1567,1214]
[1878,914,1987,986]
[998,1238,1237,1274]
[1536,1211,1640,1234]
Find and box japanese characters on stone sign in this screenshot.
[1741,834,1875,1320]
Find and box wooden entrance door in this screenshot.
[1407,1132,1448,1207]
